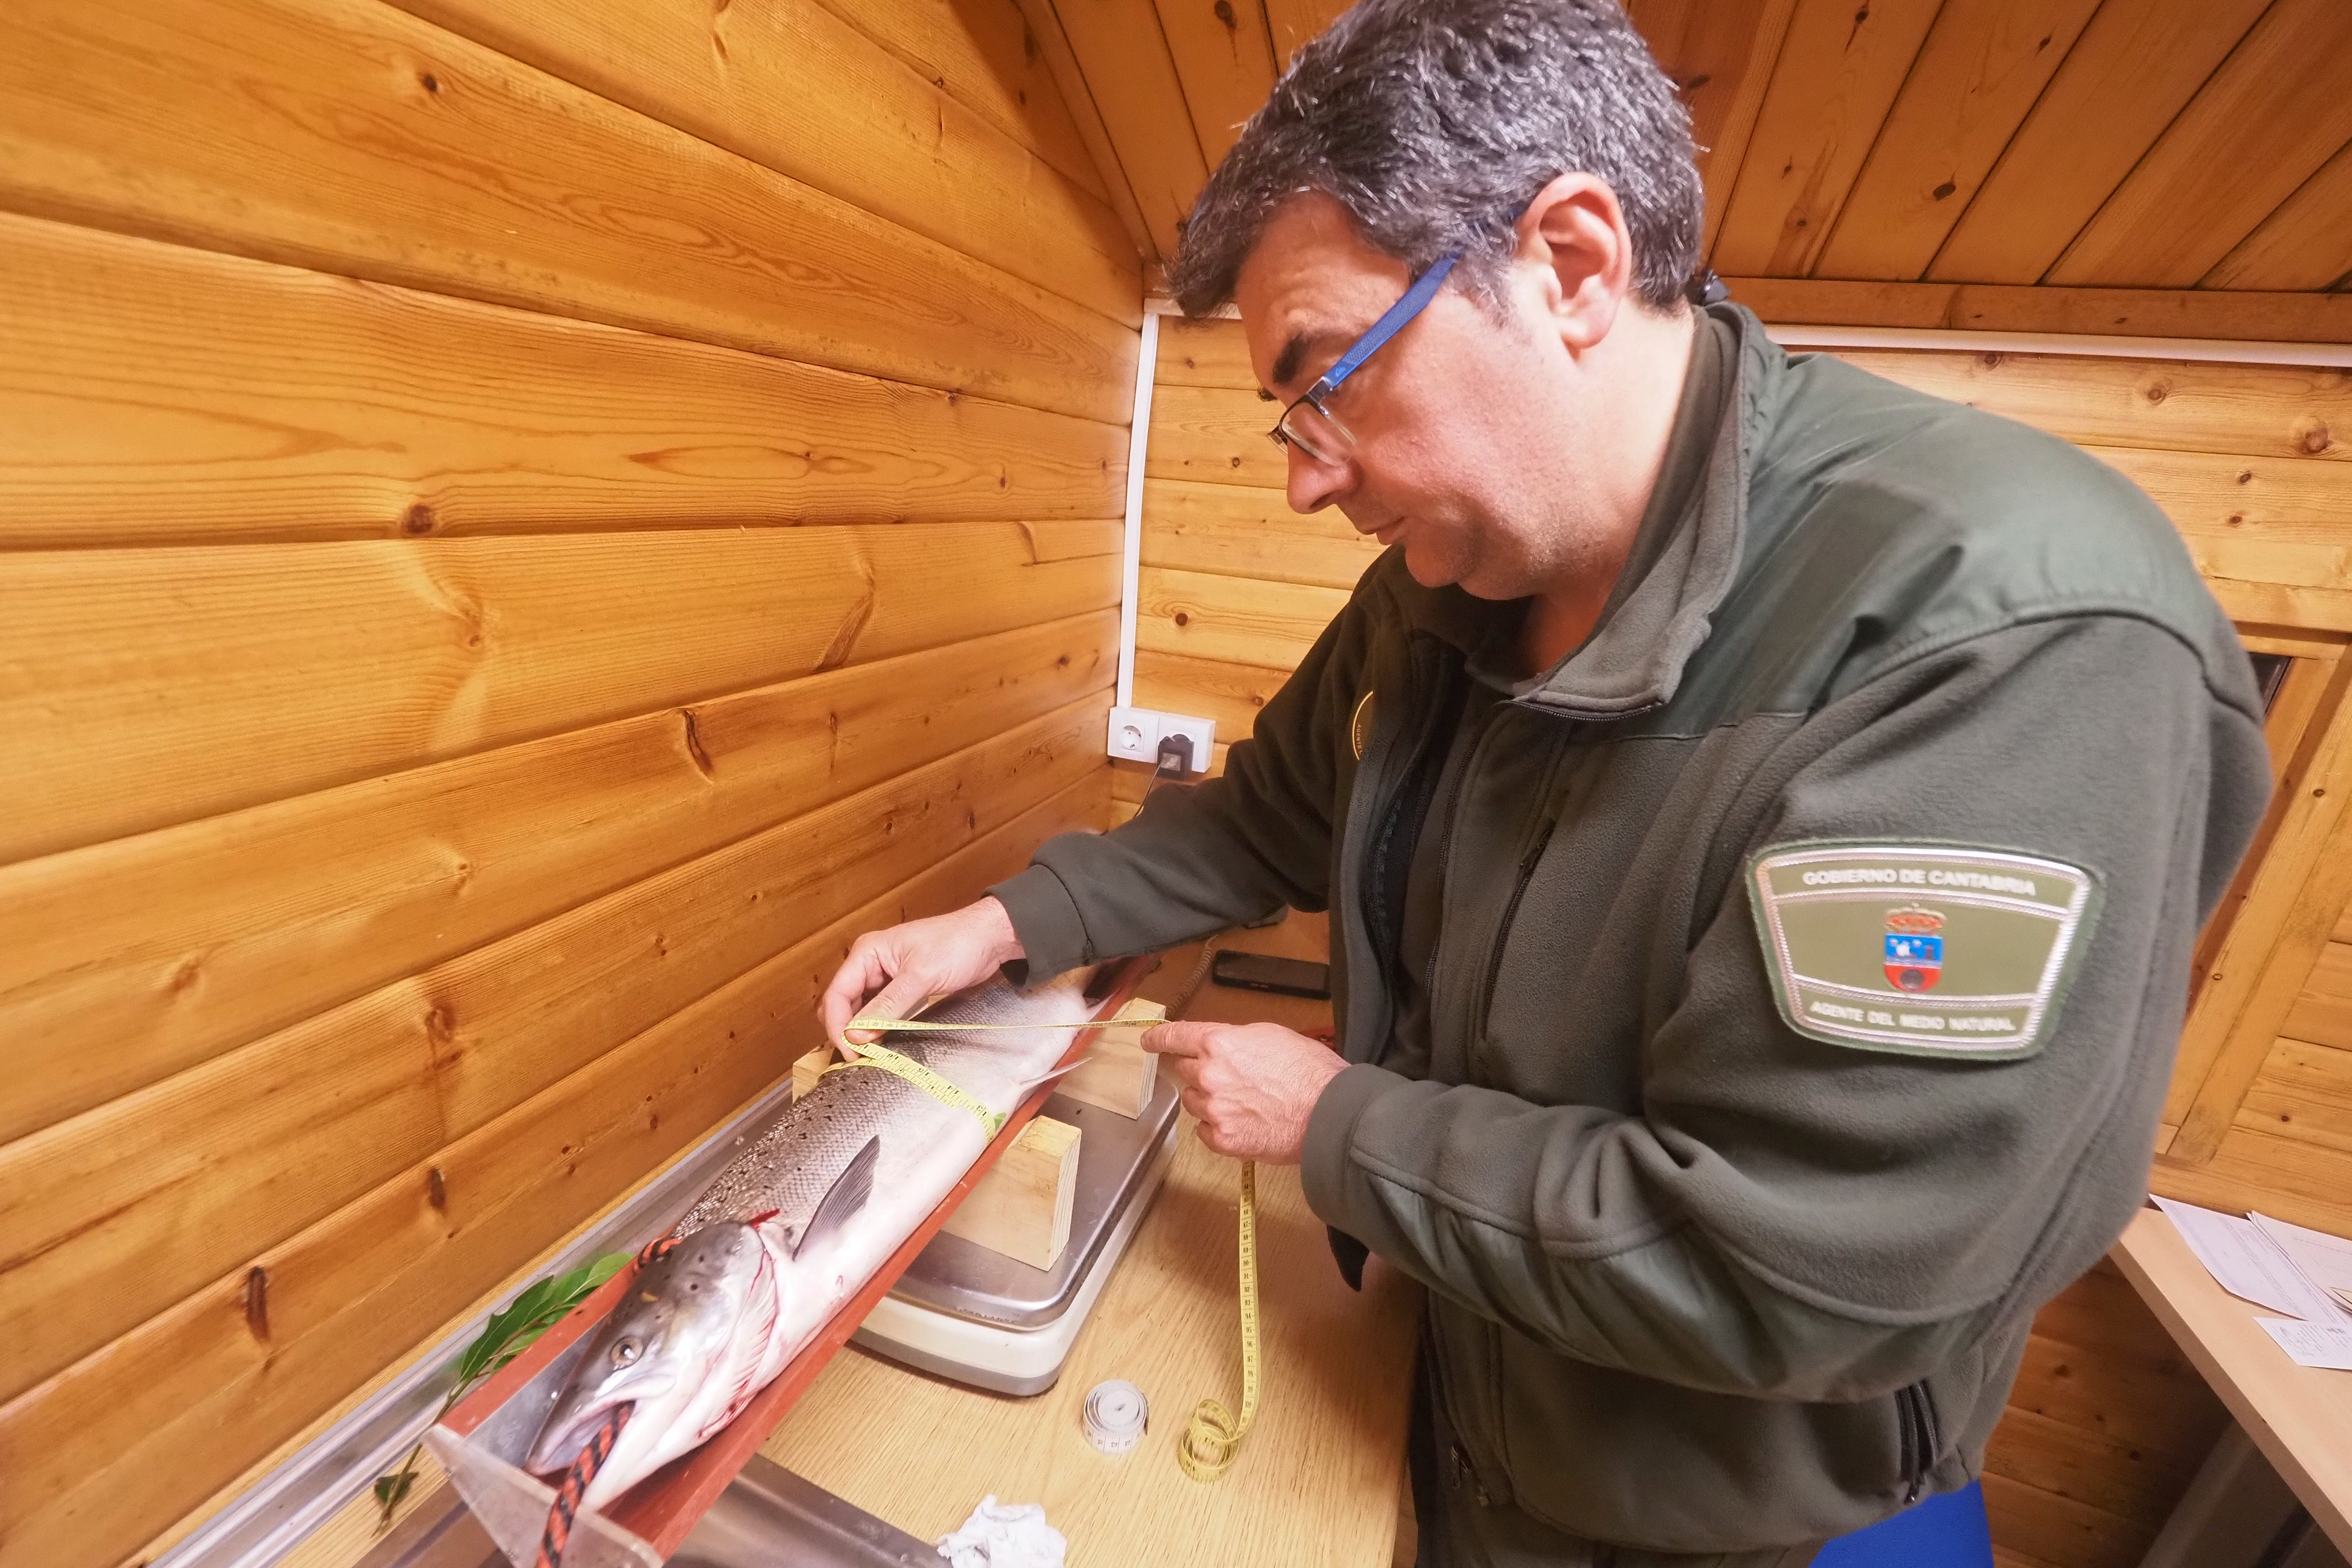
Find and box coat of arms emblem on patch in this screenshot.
[1882,906,1945,992]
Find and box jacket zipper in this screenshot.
[1473,815,1556,1039]
[1896,1381,1939,1505]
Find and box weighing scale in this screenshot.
[853,1068,1183,1394]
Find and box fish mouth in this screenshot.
[525,1374,674,1477]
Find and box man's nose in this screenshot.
[1285,443,1352,514]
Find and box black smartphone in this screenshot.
[1210,950,1332,1000]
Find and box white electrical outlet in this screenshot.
[1107,706,1216,774]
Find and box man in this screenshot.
[821,1,2272,1563]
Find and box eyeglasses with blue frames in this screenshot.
[1268,250,1461,468]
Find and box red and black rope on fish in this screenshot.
[531,1236,675,1568]
[533,1401,631,1568]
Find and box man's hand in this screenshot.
[1143,1020,1346,1163]
[819,897,1025,1047]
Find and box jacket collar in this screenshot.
[1381,302,1774,721]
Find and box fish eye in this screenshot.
[613,1337,642,1365]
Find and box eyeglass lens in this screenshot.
[1278,397,1353,467]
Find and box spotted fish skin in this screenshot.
[528,969,1100,1509]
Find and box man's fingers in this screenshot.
[1142,1020,1218,1058]
[819,939,890,1043]
[845,970,929,1046]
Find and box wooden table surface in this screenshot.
[760,913,1425,1567]
[2111,1206,2352,1555]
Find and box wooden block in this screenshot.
[1058,998,1165,1117]
[939,1115,1081,1269]
[791,1047,837,1103]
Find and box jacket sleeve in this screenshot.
[1300,614,2272,1401]
[989,590,1376,980]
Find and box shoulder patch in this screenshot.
[1747,842,2100,1061]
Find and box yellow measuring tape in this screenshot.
[822,1039,1004,1137]
[1178,1157,1261,1481]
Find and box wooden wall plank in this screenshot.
[2086,447,2352,538]
[1133,648,1291,740]
[2283,945,2352,1051]
[2007,1332,2228,1446]
[1706,0,1945,279]
[1980,1406,2207,1526]
[0,0,1136,425]
[0,775,1104,1568]
[1142,477,1382,589]
[2204,140,2352,294]
[1627,0,1802,260]
[1728,276,2352,343]
[1813,0,2103,283]
[1979,1471,2150,1568]
[1152,0,1278,167]
[0,521,1117,864]
[1137,563,1348,671]
[2046,0,2352,290]
[1149,380,1287,487]
[1158,314,1260,388]
[1033,0,1209,260]
[383,0,1141,326]
[0,699,1107,1411]
[2156,1125,2352,1240]
[1834,351,2352,464]
[1926,0,2269,286]
[0,213,1126,549]
[0,612,1117,1144]
[2239,1037,2352,1156]
[817,0,1113,201]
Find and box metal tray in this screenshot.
[885,1070,1181,1330]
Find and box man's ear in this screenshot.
[1510,172,1632,355]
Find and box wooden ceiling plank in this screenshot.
[1262,0,1349,69]
[1007,0,1163,264]
[1927,0,2270,285]
[1709,0,1949,279]
[1814,0,2102,282]
[1030,0,1210,262]
[1725,275,2352,345]
[1152,0,1278,167]
[2048,0,2352,289]
[2205,137,2352,294]
[1630,0,1804,262]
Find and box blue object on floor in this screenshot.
[1812,1480,1993,1568]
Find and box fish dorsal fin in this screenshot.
[793,1135,879,1260]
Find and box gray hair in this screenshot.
[1168,0,1703,318]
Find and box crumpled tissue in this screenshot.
[936,1494,1068,1568]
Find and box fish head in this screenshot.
[524,1222,771,1491]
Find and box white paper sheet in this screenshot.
[2257,1317,2352,1371]
[2253,1213,2352,1319]
[2153,1197,2347,1322]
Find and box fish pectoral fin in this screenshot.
[793,1134,880,1260]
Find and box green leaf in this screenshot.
[443,1252,636,1398]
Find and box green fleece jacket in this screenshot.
[990,304,2271,1553]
